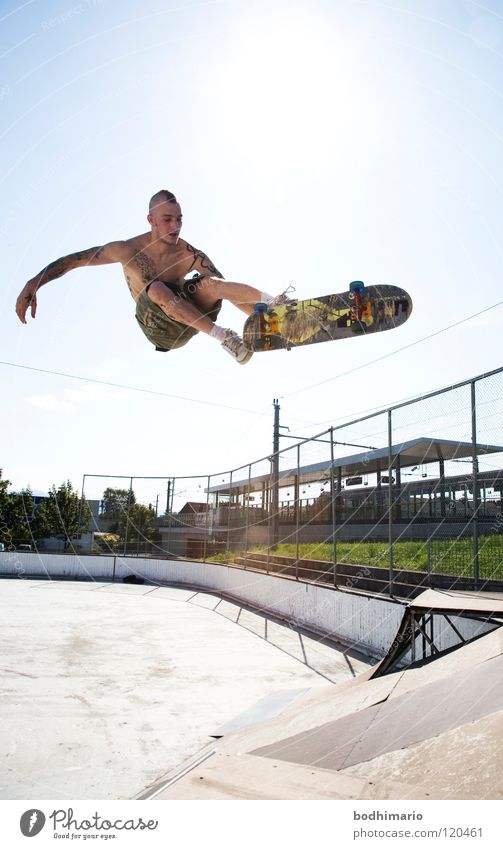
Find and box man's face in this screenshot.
[148,201,183,246]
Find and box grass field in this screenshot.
[205,536,503,580]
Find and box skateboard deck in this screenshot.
[243,282,412,352]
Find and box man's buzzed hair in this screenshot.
[149,189,177,213]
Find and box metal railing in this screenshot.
[81,367,503,596]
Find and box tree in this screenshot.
[0,476,34,548]
[100,487,136,523]
[118,502,157,548]
[35,481,91,551]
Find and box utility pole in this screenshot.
[271,399,280,547]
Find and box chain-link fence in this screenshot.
[80,367,503,596]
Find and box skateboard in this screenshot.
[243,281,412,352]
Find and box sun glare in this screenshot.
[208,6,364,174]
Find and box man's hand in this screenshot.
[14,241,133,325]
[16,280,39,324]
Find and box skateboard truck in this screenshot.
[349,280,365,323]
[253,302,269,349]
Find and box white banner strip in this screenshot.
[2,799,500,848]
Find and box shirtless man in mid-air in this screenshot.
[15,189,291,364]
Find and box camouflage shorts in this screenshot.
[135,280,222,352]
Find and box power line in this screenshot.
[280,299,503,400]
[3,300,500,424]
[0,360,269,417]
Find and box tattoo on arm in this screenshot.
[36,247,106,285]
[185,242,223,278]
[73,246,105,263]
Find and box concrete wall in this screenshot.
[0,551,116,580]
[0,552,494,662]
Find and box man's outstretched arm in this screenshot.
[15,241,131,323]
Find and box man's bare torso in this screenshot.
[120,233,222,302]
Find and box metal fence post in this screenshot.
[123,476,133,557]
[295,444,300,580]
[388,411,394,597]
[227,471,233,557]
[272,399,280,548]
[79,474,87,549]
[267,457,273,574]
[330,427,338,588]
[203,475,211,562]
[244,464,252,559]
[164,478,173,559]
[471,381,480,585]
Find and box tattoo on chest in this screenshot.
[132,250,157,284]
[185,242,223,278]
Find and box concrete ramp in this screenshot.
[251,653,503,771]
[160,753,429,801]
[153,591,503,800]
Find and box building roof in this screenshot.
[178,501,210,514]
[207,438,503,496]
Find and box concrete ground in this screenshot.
[0,577,371,799]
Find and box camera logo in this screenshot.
[20,810,46,837]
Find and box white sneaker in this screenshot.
[268,284,297,307]
[221,329,253,364]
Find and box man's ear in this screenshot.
[147,214,153,226]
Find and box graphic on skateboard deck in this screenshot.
[243,282,412,352]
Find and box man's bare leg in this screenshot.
[148,277,259,365]
[146,280,252,365]
[147,281,217,334]
[188,277,270,317]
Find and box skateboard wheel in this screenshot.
[254,302,268,313]
[349,280,365,293]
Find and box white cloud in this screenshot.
[24,385,128,412]
[64,386,107,403]
[26,394,74,413]
[64,385,128,403]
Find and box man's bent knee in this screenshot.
[147,280,177,303]
[192,275,225,302]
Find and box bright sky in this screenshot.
[1,0,502,506]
